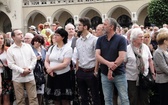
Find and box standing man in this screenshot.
[96,18,129,105]
[75,17,100,105]
[7,29,38,105]
[65,23,76,48]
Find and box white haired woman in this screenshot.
[124,28,155,105]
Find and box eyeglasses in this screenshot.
[144,37,150,38]
[35,40,42,44]
[24,38,30,40]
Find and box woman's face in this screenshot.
[143,35,150,45]
[0,34,5,46]
[33,40,41,48]
[164,39,168,48]
[55,33,64,43]
[52,35,57,44]
[134,33,144,45]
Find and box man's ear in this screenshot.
[83,25,87,30]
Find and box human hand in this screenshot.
[0,87,2,95]
[49,71,55,77]
[21,68,31,77]
[46,67,53,74]
[107,70,114,80]
[37,56,41,60]
[107,62,117,71]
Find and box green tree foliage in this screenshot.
[148,0,168,27]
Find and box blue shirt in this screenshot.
[96,34,127,75]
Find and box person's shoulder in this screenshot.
[98,35,106,40]
[65,44,72,49]
[7,44,15,51]
[153,48,161,55]
[115,34,125,39]
[76,36,82,42]
[64,44,73,52]
[24,43,32,47]
[142,43,149,49]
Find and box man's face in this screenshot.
[51,25,56,31]
[66,25,75,37]
[13,30,23,42]
[24,35,33,44]
[77,22,84,33]
[96,25,104,37]
[103,20,112,34]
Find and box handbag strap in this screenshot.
[0,59,5,67]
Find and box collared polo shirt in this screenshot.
[96,34,127,75]
[46,44,73,75]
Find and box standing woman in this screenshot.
[45,28,73,105]
[0,32,13,105]
[125,28,155,105]
[143,33,154,54]
[153,31,168,105]
[31,35,46,105]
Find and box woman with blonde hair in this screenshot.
[143,33,154,54]
[143,33,151,45]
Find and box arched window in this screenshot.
[117,15,132,28]
[0,11,12,33]
[91,16,102,29]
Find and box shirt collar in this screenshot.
[13,42,26,48]
[55,44,66,50]
[81,33,92,41]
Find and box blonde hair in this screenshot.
[157,32,168,45]
[143,33,151,45]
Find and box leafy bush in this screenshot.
[148,0,168,27]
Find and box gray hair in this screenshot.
[104,18,118,31]
[65,23,75,30]
[130,28,143,41]
[25,33,34,38]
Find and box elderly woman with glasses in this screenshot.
[124,28,155,105]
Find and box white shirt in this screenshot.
[7,42,37,83]
[76,33,97,68]
[125,43,152,80]
[67,37,73,47]
[46,44,72,75]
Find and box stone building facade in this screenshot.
[0,0,150,33]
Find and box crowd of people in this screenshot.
[0,17,168,105]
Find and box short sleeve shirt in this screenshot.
[96,34,127,75]
[125,43,152,80]
[46,44,73,75]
